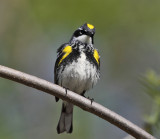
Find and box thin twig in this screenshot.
[0,65,156,139]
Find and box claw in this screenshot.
[90,98,94,105]
[63,87,68,95]
[81,92,94,105]
[87,96,94,105]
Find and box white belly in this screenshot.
[58,52,99,94]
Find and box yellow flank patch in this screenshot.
[87,23,94,29]
[58,45,72,65]
[93,49,100,65]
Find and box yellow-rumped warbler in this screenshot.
[54,23,100,134]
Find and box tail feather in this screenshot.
[57,102,73,134]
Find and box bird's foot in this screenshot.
[87,97,94,105]
[63,87,69,95]
[82,94,94,105]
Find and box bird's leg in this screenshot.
[82,91,86,98]
[81,91,94,105]
[87,96,94,105]
[63,87,68,95]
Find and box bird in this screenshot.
[54,23,100,134]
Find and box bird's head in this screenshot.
[71,23,95,44]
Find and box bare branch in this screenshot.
[0,65,156,139]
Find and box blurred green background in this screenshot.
[0,0,160,138]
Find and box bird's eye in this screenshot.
[79,30,86,36]
[74,30,84,37]
[79,31,82,35]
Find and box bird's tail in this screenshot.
[57,102,73,134]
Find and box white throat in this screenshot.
[75,35,92,44]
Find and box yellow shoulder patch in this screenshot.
[87,23,94,29]
[93,49,100,65]
[58,45,72,65]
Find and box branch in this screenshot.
[0,65,156,139]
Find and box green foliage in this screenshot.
[141,70,160,134]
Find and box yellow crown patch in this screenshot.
[87,24,94,29]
